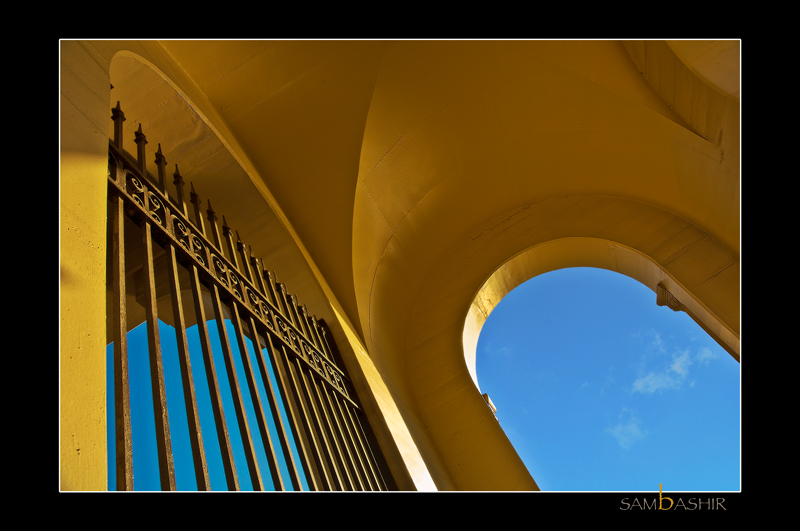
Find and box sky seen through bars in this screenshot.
[107,317,309,491]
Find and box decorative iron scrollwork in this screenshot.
[247,287,262,318]
[261,302,274,330]
[334,372,347,396]
[277,317,291,344]
[190,234,206,266]
[172,216,191,250]
[301,341,314,360]
[126,172,145,210]
[212,254,229,288]
[147,192,163,226]
[229,271,242,301]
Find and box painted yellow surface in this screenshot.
[60,41,112,490]
[60,40,739,491]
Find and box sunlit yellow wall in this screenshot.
[60,40,112,490]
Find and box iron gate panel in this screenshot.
[105,103,389,491]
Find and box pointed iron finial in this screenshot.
[173,164,184,185]
[111,102,125,146]
[134,124,147,171]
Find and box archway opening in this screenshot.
[476,267,740,491]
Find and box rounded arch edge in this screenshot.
[464,236,740,391]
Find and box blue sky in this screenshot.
[476,267,740,492]
[108,317,308,491]
[108,265,739,492]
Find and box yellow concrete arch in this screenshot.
[393,195,738,491]
[464,234,739,395]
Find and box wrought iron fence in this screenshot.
[106,102,390,491]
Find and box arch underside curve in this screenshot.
[395,194,738,490]
[464,234,739,392]
[107,50,342,344]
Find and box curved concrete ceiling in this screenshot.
[668,40,740,99]
[151,40,739,354]
[108,54,335,330]
[110,38,741,385]
[121,38,739,389]
[352,40,738,377]
[158,40,390,344]
[97,39,738,490]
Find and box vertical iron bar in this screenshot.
[334,394,379,490]
[277,283,294,325]
[250,256,268,299]
[230,302,285,490]
[172,164,187,217]
[140,209,177,491]
[109,183,133,490]
[206,200,222,253]
[348,406,387,490]
[306,373,354,490]
[298,305,314,347]
[209,285,264,491]
[319,383,363,490]
[222,216,237,267]
[265,271,281,312]
[318,321,334,361]
[165,243,211,490]
[111,102,125,148]
[308,315,324,353]
[251,324,305,490]
[264,333,323,490]
[235,232,252,283]
[189,183,206,237]
[289,295,307,340]
[155,144,168,194]
[188,265,240,491]
[325,388,370,490]
[295,362,345,490]
[134,124,147,174]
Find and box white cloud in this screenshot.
[483,341,514,358]
[696,346,720,365]
[632,370,682,394]
[606,410,646,450]
[631,341,722,394]
[670,349,692,376]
